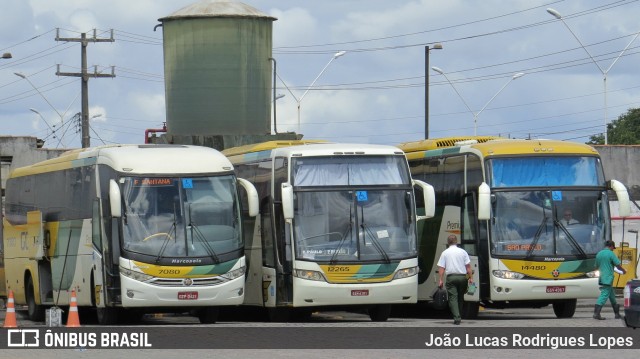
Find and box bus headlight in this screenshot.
[393,267,418,280]
[220,266,246,280]
[492,270,525,279]
[120,268,153,282]
[295,269,326,282]
[586,270,600,278]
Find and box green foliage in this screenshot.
[587,108,640,145]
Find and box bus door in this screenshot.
[259,157,293,309]
[28,211,53,305]
[260,200,277,308]
[461,193,481,302]
[91,199,106,307]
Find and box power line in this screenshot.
[273,0,637,54]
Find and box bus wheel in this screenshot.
[368,304,391,322]
[198,307,219,324]
[553,299,577,318]
[96,307,119,325]
[26,276,45,322]
[462,301,480,319]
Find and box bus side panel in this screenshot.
[418,205,460,302]
[48,219,94,306]
[262,267,277,308]
[243,217,264,306]
[3,216,42,305]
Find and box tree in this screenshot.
[587,108,640,145]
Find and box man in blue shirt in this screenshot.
[593,240,626,320]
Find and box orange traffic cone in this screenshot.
[66,289,80,327]
[3,290,17,328]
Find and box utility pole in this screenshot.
[56,29,115,148]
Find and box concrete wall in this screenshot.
[595,145,640,200]
[0,136,68,191]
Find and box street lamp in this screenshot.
[425,43,443,139]
[547,7,640,145]
[29,108,65,148]
[432,66,524,136]
[29,108,57,133]
[1,52,11,59]
[15,72,73,146]
[296,51,347,134]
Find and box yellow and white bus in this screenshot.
[223,141,435,321]
[398,137,631,318]
[2,144,258,324]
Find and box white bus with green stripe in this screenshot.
[2,144,258,324]
[399,137,631,319]
[223,141,435,322]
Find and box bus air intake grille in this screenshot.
[149,277,224,287]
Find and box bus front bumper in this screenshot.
[489,277,599,301]
[120,274,245,307]
[291,276,417,307]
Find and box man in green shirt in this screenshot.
[593,240,626,320]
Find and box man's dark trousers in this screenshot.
[446,274,468,321]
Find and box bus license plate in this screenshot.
[178,291,198,300]
[351,289,369,296]
[546,286,565,293]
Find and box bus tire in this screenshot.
[198,307,219,324]
[553,299,577,318]
[368,304,391,322]
[96,307,119,325]
[462,301,480,319]
[26,276,45,322]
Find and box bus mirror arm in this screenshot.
[109,179,122,218]
[609,180,631,218]
[412,179,435,219]
[237,178,259,217]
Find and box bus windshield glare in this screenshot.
[490,190,609,258]
[121,175,241,261]
[291,156,416,262]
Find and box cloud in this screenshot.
[271,7,318,47]
[129,91,165,121]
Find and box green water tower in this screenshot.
[158,0,276,136]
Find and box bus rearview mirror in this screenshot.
[412,179,435,220]
[237,178,259,217]
[610,179,631,218]
[478,182,491,220]
[109,179,122,217]
[281,183,294,221]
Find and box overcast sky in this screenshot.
[1,0,639,149]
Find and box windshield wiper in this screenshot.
[525,216,548,260]
[360,205,390,264]
[330,201,353,264]
[188,204,220,263]
[554,219,587,259]
[155,203,178,264]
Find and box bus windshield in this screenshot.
[490,190,609,259]
[121,175,241,261]
[489,156,605,187]
[291,155,416,263]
